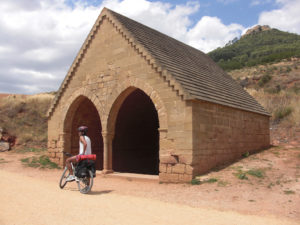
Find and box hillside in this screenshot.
[227,58,300,146]
[208,25,300,71]
[0,93,54,148]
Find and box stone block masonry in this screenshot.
[47,8,270,183]
[192,100,270,175]
[47,17,193,182]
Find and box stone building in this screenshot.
[47,8,270,182]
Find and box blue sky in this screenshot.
[0,0,299,94]
[147,0,279,27]
[189,0,277,27]
[68,0,281,28]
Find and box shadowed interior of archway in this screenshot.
[70,97,103,170]
[113,89,159,175]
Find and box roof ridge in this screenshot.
[105,9,191,99]
[47,8,190,118]
[48,8,269,118]
[47,9,106,117]
[107,9,269,116]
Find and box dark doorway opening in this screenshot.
[70,97,103,170]
[113,89,159,175]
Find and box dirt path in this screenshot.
[0,170,298,225]
[1,146,300,224]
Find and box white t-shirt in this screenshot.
[79,135,92,155]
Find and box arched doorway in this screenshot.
[112,89,159,175]
[65,96,103,170]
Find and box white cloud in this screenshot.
[258,0,300,34]
[0,46,14,55]
[216,0,238,4]
[101,0,243,52]
[11,68,55,80]
[0,0,245,94]
[186,16,244,52]
[0,0,100,94]
[250,0,273,6]
[100,0,199,41]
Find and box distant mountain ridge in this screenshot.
[242,25,271,37]
[208,26,300,71]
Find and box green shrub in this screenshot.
[265,85,281,94]
[234,170,248,180]
[242,152,250,158]
[274,106,293,121]
[206,178,218,183]
[218,180,229,187]
[284,190,295,195]
[258,74,272,87]
[290,84,300,94]
[20,155,60,169]
[208,28,300,71]
[247,169,265,178]
[16,147,47,153]
[0,158,8,164]
[191,179,201,185]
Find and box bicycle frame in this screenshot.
[59,152,94,194]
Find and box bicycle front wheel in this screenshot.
[59,167,70,189]
[77,170,93,194]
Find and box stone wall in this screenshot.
[48,14,270,183]
[48,17,193,182]
[192,100,270,175]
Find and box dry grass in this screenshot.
[229,58,300,129]
[0,93,54,147]
[248,89,300,126]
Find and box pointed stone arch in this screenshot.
[62,88,104,169]
[104,78,168,132]
[62,87,104,124]
[101,78,168,174]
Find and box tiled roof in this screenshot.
[48,8,269,117]
[108,9,269,116]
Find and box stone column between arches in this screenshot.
[54,80,194,182]
[101,78,193,182]
[102,131,113,174]
[58,88,105,170]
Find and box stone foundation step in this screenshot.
[96,171,159,183]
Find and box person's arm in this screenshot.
[79,136,87,155]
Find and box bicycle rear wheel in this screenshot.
[59,167,69,189]
[77,170,93,194]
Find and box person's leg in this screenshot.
[66,156,77,175]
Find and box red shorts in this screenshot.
[76,154,97,162]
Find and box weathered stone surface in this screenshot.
[171,164,185,174]
[185,165,194,175]
[159,173,179,183]
[47,8,270,183]
[178,174,193,183]
[159,163,167,173]
[178,154,192,164]
[193,100,270,176]
[160,155,178,164]
[160,139,175,151]
[0,142,10,152]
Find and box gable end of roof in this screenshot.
[47,8,191,118]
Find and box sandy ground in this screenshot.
[0,146,299,225]
[0,169,298,225]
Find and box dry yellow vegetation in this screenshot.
[0,93,54,147]
[1,59,299,147]
[229,58,300,127]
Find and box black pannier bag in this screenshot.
[75,159,96,178]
